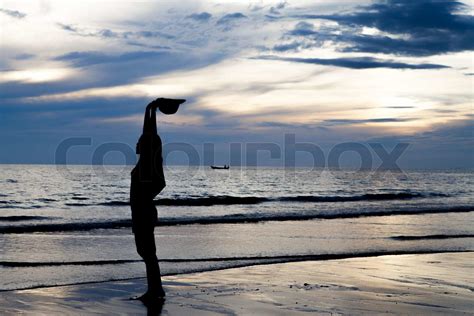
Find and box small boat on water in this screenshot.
[210,165,229,170]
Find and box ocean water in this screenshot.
[0,164,473,291]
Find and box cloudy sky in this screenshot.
[0,0,473,168]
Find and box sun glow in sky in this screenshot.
[0,68,73,83]
[0,0,473,167]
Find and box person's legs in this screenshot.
[130,179,164,300]
[134,227,165,297]
[132,196,164,298]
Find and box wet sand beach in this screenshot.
[1,252,473,315]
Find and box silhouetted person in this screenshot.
[130,98,184,304]
[130,100,165,302]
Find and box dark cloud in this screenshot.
[52,49,223,83]
[54,51,169,67]
[249,4,265,12]
[269,1,287,15]
[125,41,171,50]
[273,41,304,52]
[57,23,78,32]
[321,118,416,126]
[464,72,474,76]
[257,117,416,130]
[265,14,283,21]
[293,0,474,56]
[186,12,212,22]
[14,53,35,60]
[0,8,26,19]
[0,80,91,100]
[0,50,225,100]
[385,106,415,109]
[272,22,327,51]
[258,121,328,130]
[288,21,316,36]
[423,118,473,139]
[255,55,449,70]
[132,31,174,40]
[97,29,120,38]
[429,108,459,114]
[57,23,175,40]
[217,13,247,25]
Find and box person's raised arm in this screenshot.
[142,103,157,135]
[150,104,157,135]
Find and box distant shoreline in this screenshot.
[1,163,473,172]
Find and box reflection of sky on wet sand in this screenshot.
[3,252,473,314]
